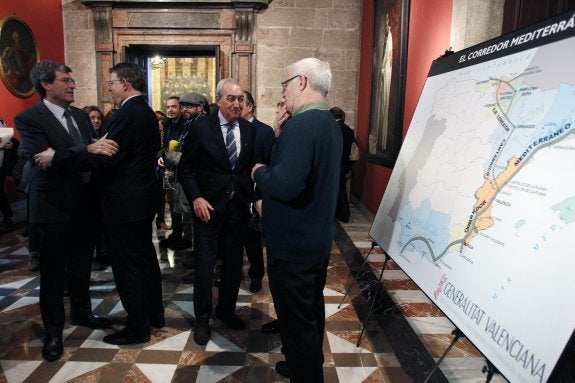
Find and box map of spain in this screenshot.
[383,37,574,264]
[370,16,575,383]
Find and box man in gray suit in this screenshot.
[15,61,118,362]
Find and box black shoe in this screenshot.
[193,320,211,345]
[275,361,290,378]
[28,254,40,272]
[249,279,262,293]
[71,314,110,329]
[103,328,149,345]
[261,319,280,334]
[42,337,63,362]
[181,271,194,284]
[213,278,221,287]
[215,312,245,330]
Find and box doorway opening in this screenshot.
[125,45,219,111]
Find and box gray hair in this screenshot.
[286,58,332,96]
[216,78,240,98]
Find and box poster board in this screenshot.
[369,12,575,383]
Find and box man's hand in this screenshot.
[274,99,290,137]
[251,163,265,181]
[193,197,214,222]
[34,147,55,170]
[157,157,165,167]
[87,133,119,156]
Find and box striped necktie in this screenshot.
[226,122,238,169]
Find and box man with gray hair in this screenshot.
[178,78,256,345]
[252,57,342,382]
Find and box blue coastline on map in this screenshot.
[398,198,451,262]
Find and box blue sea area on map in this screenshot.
[398,198,451,262]
[536,84,575,133]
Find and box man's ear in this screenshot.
[40,80,51,92]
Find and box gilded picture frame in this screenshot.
[0,15,39,98]
[367,0,410,167]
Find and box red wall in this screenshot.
[0,0,64,138]
[354,0,453,213]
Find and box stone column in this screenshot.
[91,4,115,112]
[233,9,256,92]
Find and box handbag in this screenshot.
[172,181,191,214]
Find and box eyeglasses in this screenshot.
[281,75,300,91]
[181,104,201,109]
[107,79,122,87]
[59,78,77,85]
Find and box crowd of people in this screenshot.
[1,56,355,382]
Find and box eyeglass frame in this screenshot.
[281,75,300,92]
[58,78,77,85]
[107,79,123,87]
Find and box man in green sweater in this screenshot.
[252,57,342,382]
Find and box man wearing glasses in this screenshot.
[15,61,117,361]
[251,58,342,382]
[33,62,165,347]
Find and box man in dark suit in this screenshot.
[330,107,355,223]
[33,62,164,346]
[15,61,116,362]
[178,78,256,345]
[240,90,274,293]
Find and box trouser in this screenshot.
[0,172,13,220]
[268,256,329,383]
[193,198,249,322]
[104,217,163,335]
[245,225,264,282]
[38,191,96,338]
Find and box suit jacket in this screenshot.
[15,101,96,223]
[178,114,256,221]
[251,117,274,165]
[51,95,161,223]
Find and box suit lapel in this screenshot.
[36,102,76,146]
[210,116,230,166]
[236,120,251,166]
[70,108,96,144]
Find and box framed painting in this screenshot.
[367,0,410,167]
[0,15,39,98]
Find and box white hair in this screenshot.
[286,58,332,96]
[216,78,240,97]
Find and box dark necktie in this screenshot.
[64,109,83,145]
[64,109,90,183]
[226,122,238,169]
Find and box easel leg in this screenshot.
[356,253,391,347]
[482,359,500,382]
[423,328,465,383]
[338,241,377,309]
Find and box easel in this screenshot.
[423,328,501,383]
[338,240,391,346]
[423,328,465,383]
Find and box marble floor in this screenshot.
[0,198,512,383]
